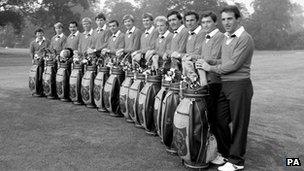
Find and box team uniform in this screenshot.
[209,26,254,166]
[50,33,67,55]
[65,31,81,51]
[78,29,94,54]
[91,24,112,51]
[107,30,125,54]
[29,37,50,59]
[124,26,142,53]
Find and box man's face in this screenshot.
[124,19,134,30]
[36,32,44,39]
[143,18,153,30]
[96,18,106,28]
[109,22,118,34]
[55,26,63,35]
[82,21,92,31]
[69,23,78,34]
[221,12,240,34]
[201,16,217,33]
[168,14,182,31]
[156,21,167,35]
[185,14,198,31]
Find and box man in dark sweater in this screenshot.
[200,6,254,171]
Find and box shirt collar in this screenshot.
[145,26,155,35]
[225,26,245,38]
[175,25,185,34]
[56,33,64,38]
[113,30,121,37]
[159,30,170,39]
[70,31,79,37]
[97,24,107,32]
[207,28,219,38]
[36,37,46,43]
[84,29,93,36]
[127,26,136,34]
[189,25,202,35]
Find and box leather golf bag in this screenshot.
[43,60,57,99]
[103,68,125,116]
[173,86,217,169]
[138,75,162,135]
[93,66,110,112]
[127,73,145,127]
[69,63,84,105]
[56,61,71,101]
[29,59,44,96]
[81,65,97,108]
[119,71,134,122]
[154,80,170,137]
[161,82,181,154]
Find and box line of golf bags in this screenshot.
[28,48,217,169]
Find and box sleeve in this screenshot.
[117,34,125,50]
[178,31,188,53]
[132,29,142,51]
[29,41,34,59]
[61,36,67,50]
[210,36,254,74]
[165,35,173,55]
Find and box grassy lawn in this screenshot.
[0,48,303,170]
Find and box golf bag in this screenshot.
[119,71,134,122]
[173,86,217,169]
[43,60,57,99]
[154,80,170,137]
[138,75,162,135]
[127,73,145,127]
[93,66,110,112]
[29,59,44,96]
[56,61,71,101]
[103,68,125,116]
[81,65,97,108]
[160,82,181,154]
[69,63,84,105]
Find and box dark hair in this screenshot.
[69,21,78,27]
[201,11,217,22]
[184,11,199,21]
[34,28,44,35]
[167,11,183,20]
[95,12,106,21]
[109,20,119,27]
[142,13,153,21]
[221,5,241,19]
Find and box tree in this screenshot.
[246,0,293,49]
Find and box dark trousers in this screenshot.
[213,78,253,165]
[206,83,222,135]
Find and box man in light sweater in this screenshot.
[78,17,94,55]
[91,13,112,53]
[179,11,206,80]
[50,22,67,55]
[65,21,80,51]
[199,6,254,171]
[132,13,159,67]
[102,20,125,55]
[166,11,188,72]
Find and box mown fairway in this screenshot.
[0,48,303,170]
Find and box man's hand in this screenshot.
[171,51,181,58]
[162,52,168,60]
[201,61,211,71]
[116,49,124,56]
[101,48,110,55]
[182,54,192,62]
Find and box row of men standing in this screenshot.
[29,5,254,171]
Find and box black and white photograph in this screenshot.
[0,0,303,170]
